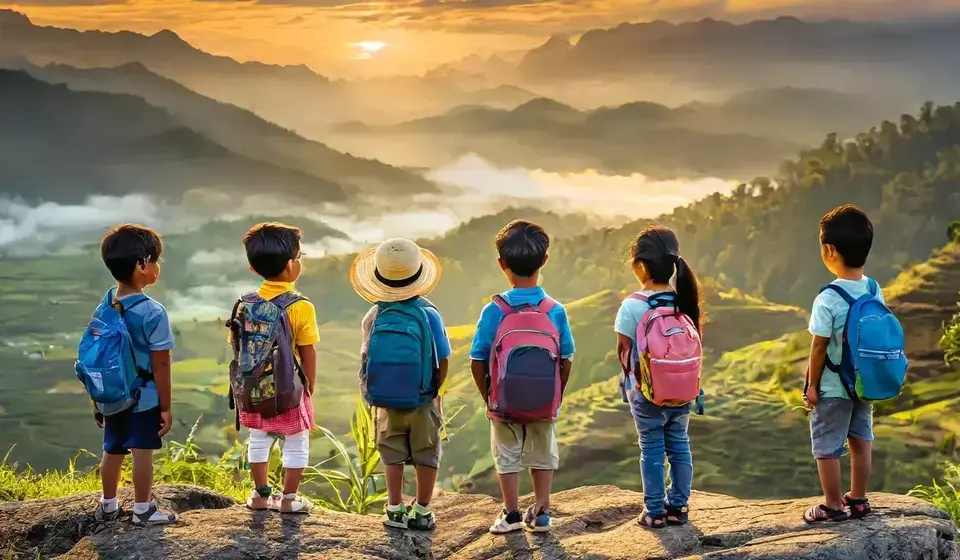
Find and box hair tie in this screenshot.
[670,254,681,265]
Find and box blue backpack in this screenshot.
[821,279,908,401]
[361,298,437,410]
[75,288,150,416]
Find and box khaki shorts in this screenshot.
[376,402,442,468]
[490,419,559,474]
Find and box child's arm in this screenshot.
[436,357,449,391]
[806,336,830,406]
[298,344,317,395]
[616,333,633,374]
[470,360,488,400]
[152,349,172,437]
[559,359,573,394]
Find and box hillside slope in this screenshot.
[0,70,343,203]
[10,62,434,196]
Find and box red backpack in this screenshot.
[486,295,562,423]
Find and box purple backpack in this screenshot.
[226,292,306,428]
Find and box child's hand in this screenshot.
[158,409,172,437]
[804,384,820,407]
[93,411,104,429]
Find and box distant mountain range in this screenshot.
[0,69,349,203]
[4,60,434,197]
[0,10,537,130]
[515,17,960,80]
[329,88,895,177]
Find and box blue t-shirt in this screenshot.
[361,304,452,361]
[808,276,885,400]
[469,287,575,361]
[116,293,175,412]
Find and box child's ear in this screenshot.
[249,265,257,275]
[497,257,507,271]
[542,253,549,267]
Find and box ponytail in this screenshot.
[674,256,702,336]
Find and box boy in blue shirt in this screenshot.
[470,220,575,534]
[803,205,879,523]
[351,238,451,531]
[95,224,178,525]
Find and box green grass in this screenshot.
[911,462,960,526]
[0,406,388,515]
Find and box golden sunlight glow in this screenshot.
[350,41,387,60]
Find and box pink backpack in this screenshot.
[628,293,702,407]
[487,295,562,423]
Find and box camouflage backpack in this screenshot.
[226,292,307,429]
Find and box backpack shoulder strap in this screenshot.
[867,278,880,297]
[628,292,649,303]
[270,291,307,310]
[820,284,856,306]
[492,295,515,316]
[537,297,557,313]
[114,294,150,318]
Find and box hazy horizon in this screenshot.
[6,0,960,78]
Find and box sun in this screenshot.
[350,41,387,60]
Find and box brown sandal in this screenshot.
[638,511,667,529]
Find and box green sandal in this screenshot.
[407,502,436,531]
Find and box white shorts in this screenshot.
[247,429,310,469]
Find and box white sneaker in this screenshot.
[489,509,525,534]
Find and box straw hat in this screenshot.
[349,238,441,303]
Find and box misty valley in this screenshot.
[1,7,960,512]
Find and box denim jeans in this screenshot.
[630,391,693,516]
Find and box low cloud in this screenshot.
[0,194,162,256]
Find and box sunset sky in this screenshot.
[4,0,959,77]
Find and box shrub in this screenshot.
[910,462,960,526]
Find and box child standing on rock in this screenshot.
[803,206,906,523]
[351,238,451,531]
[615,226,704,529]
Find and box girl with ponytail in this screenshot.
[614,225,703,530]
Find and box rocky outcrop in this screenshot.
[1,484,956,559]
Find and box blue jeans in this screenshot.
[630,391,693,516]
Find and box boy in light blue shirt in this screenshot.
[95,224,178,526]
[803,205,878,524]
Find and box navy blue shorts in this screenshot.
[103,406,163,455]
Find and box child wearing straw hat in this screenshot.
[350,238,451,531]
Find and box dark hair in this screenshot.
[628,225,702,334]
[495,220,550,277]
[100,224,163,283]
[243,222,302,279]
[819,205,873,268]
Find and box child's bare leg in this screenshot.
[100,452,125,500]
[816,458,843,509]
[386,464,405,505]
[131,449,154,503]
[530,469,554,512]
[498,472,520,512]
[279,430,311,507]
[415,465,438,506]
[250,462,269,488]
[848,438,872,498]
[283,468,305,496]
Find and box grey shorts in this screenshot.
[810,398,874,459]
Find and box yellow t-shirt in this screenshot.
[257,281,320,357]
[227,281,320,359]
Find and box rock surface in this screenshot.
[1,484,956,559]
